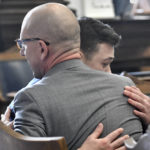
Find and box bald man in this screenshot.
[8,2,143,150]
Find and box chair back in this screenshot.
[0,121,68,150]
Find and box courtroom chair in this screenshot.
[0,121,68,150]
[120,71,150,95]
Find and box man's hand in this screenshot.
[1,107,14,129]
[78,123,129,150]
[124,86,150,125]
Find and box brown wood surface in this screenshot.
[0,121,68,150]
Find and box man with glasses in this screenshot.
[1,2,144,150]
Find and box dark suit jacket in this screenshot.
[13,59,143,150]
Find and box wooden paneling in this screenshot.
[0,0,69,52]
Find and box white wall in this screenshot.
[68,0,83,17]
[68,0,115,19]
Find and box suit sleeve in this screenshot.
[118,77,143,140]
[13,90,46,137]
[103,75,143,141]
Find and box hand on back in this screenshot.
[78,123,128,150]
[124,86,150,125]
[1,107,14,129]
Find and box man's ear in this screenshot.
[79,51,84,58]
[80,51,86,62]
[39,40,49,61]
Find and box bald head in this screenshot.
[21,3,80,48]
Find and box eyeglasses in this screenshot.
[15,38,50,50]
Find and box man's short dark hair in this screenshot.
[79,17,121,60]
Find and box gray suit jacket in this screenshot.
[14,59,143,150]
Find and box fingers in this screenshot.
[8,120,14,129]
[129,86,140,92]
[102,128,128,150]
[124,86,148,100]
[4,107,11,119]
[1,107,14,129]
[124,86,142,98]
[133,110,146,121]
[124,86,150,108]
[90,123,104,138]
[128,98,144,112]
[111,135,129,149]
[125,86,140,93]
[116,146,127,150]
[81,125,127,150]
[105,128,124,142]
[1,107,11,122]
[1,114,5,122]
[128,98,150,124]
[124,89,142,103]
[1,116,14,128]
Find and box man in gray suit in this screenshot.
[6,2,143,150]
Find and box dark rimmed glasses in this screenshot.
[15,38,50,50]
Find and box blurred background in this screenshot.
[0,0,150,112]
[1,0,150,72]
